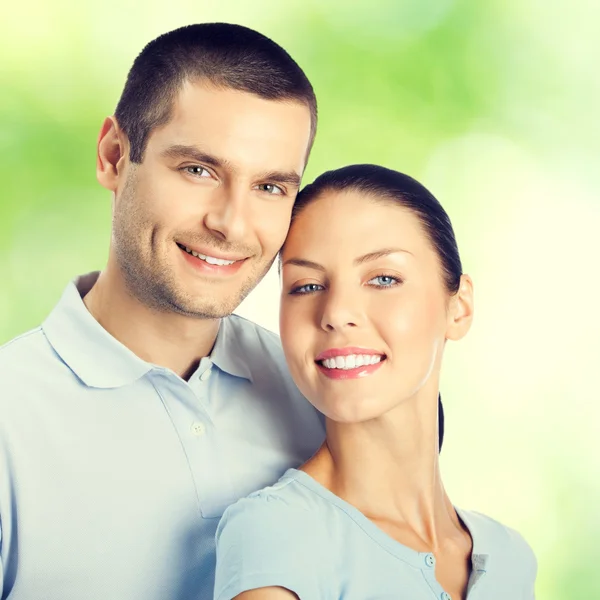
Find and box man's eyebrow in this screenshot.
[282,248,412,271]
[161,144,301,187]
[256,170,302,188]
[161,144,230,169]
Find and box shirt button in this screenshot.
[441,593,451,600]
[191,422,206,436]
[200,367,212,382]
[424,553,436,568]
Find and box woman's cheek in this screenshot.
[386,292,440,337]
[281,306,309,370]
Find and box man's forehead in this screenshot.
[168,80,310,135]
[149,83,311,175]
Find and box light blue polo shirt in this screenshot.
[0,273,325,600]
[215,468,537,600]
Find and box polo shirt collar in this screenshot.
[43,272,253,389]
[209,314,253,382]
[42,273,153,388]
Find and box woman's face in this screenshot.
[279,189,468,423]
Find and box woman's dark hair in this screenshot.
[439,394,445,452]
[292,164,461,450]
[293,164,462,294]
[115,23,317,163]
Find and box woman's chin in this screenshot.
[315,395,391,425]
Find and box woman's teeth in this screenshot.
[181,244,236,266]
[320,355,383,370]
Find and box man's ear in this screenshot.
[446,274,474,341]
[96,116,128,192]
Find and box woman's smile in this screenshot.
[315,346,387,379]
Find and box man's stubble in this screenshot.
[112,170,274,320]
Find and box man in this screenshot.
[0,23,324,600]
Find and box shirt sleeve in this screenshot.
[504,522,538,599]
[521,535,538,599]
[214,492,330,600]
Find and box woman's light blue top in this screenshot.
[215,468,537,600]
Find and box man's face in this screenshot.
[112,81,312,318]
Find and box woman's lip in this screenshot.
[316,359,385,380]
[315,347,385,361]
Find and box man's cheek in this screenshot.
[261,225,289,254]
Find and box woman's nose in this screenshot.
[319,287,362,332]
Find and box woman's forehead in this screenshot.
[286,190,428,251]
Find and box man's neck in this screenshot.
[82,269,220,380]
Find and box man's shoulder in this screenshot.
[224,314,289,373]
[226,313,282,352]
[0,326,66,395]
[0,326,47,365]
[224,313,294,383]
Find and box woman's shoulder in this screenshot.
[216,468,338,557]
[214,470,336,600]
[221,469,330,525]
[458,508,537,574]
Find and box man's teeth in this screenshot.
[320,355,383,370]
[181,245,236,266]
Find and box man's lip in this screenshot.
[315,347,386,361]
[176,242,247,262]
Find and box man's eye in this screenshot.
[183,166,211,178]
[290,283,323,295]
[257,183,284,195]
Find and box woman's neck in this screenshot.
[302,394,463,551]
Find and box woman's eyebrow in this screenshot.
[282,248,412,271]
[354,247,413,265]
[282,258,325,271]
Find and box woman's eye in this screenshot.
[367,275,401,287]
[257,183,284,195]
[290,283,323,295]
[183,166,211,178]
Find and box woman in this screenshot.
[213,165,537,600]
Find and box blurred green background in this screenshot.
[1,0,599,597]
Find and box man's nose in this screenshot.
[203,183,249,242]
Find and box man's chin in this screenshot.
[172,283,252,319]
[162,295,238,320]
[164,261,268,318]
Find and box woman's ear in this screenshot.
[446,274,474,341]
[96,116,128,192]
